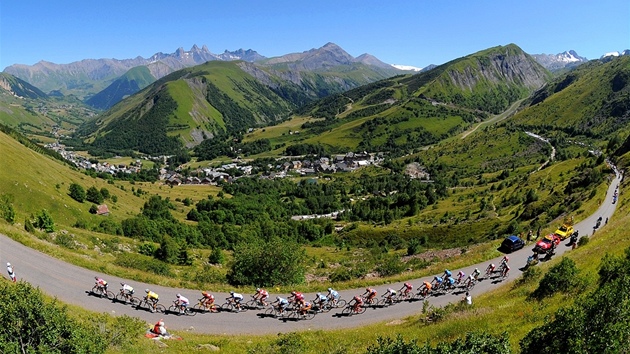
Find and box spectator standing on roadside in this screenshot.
[527,229,533,243]
[462,292,472,305]
[7,263,16,282]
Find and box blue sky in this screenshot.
[1,0,628,70]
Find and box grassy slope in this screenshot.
[512,56,630,142]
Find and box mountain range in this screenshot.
[3,43,403,108]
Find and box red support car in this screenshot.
[533,234,561,254]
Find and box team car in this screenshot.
[533,234,561,253]
[554,223,574,240]
[501,235,525,253]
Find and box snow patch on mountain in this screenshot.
[391,64,423,71]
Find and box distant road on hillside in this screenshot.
[0,171,622,335]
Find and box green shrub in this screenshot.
[208,248,225,265]
[114,253,171,276]
[532,257,580,299]
[89,204,98,214]
[375,254,405,277]
[69,183,86,202]
[74,218,89,229]
[24,217,35,233]
[35,209,54,232]
[54,233,76,250]
[0,281,108,353]
[138,242,157,256]
[194,264,226,284]
[228,238,306,286]
[578,235,589,247]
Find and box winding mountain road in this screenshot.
[0,172,621,335]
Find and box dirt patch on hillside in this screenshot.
[401,247,463,263]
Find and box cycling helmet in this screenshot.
[316,292,321,297]
[230,291,234,295]
[366,287,371,291]
[291,291,296,295]
[120,282,125,286]
[475,268,479,272]
[328,287,333,292]
[256,288,260,292]
[276,296,281,301]
[94,276,99,280]
[145,289,150,293]
[504,256,509,261]
[7,263,10,266]
[176,293,181,298]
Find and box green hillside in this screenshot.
[249,44,549,156]
[511,55,630,144]
[85,66,156,110]
[78,61,297,155]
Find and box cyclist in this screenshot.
[363,287,377,305]
[299,300,312,316]
[327,287,340,306]
[273,296,289,315]
[432,276,444,290]
[465,273,476,288]
[175,293,189,314]
[227,291,244,311]
[456,270,466,284]
[443,269,452,280]
[94,276,108,292]
[471,268,481,280]
[289,290,304,304]
[499,256,509,272]
[201,291,215,309]
[420,281,432,297]
[399,282,413,298]
[501,264,510,278]
[253,288,269,306]
[485,263,496,275]
[350,295,364,314]
[314,292,328,309]
[120,282,134,301]
[145,289,160,312]
[383,288,397,303]
[445,276,456,290]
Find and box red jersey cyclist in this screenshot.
[399,282,413,298]
[254,288,269,306]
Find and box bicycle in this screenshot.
[168,301,196,316]
[244,296,267,310]
[463,278,477,291]
[341,303,367,316]
[192,298,219,313]
[379,294,397,307]
[135,297,166,313]
[414,288,431,301]
[221,298,247,313]
[264,304,287,318]
[91,285,114,300]
[115,289,138,305]
[326,296,347,309]
[363,295,379,308]
[312,298,332,313]
[287,306,316,320]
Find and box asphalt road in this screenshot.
[0,171,621,335]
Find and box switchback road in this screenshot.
[0,172,621,335]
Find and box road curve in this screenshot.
[0,172,621,335]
